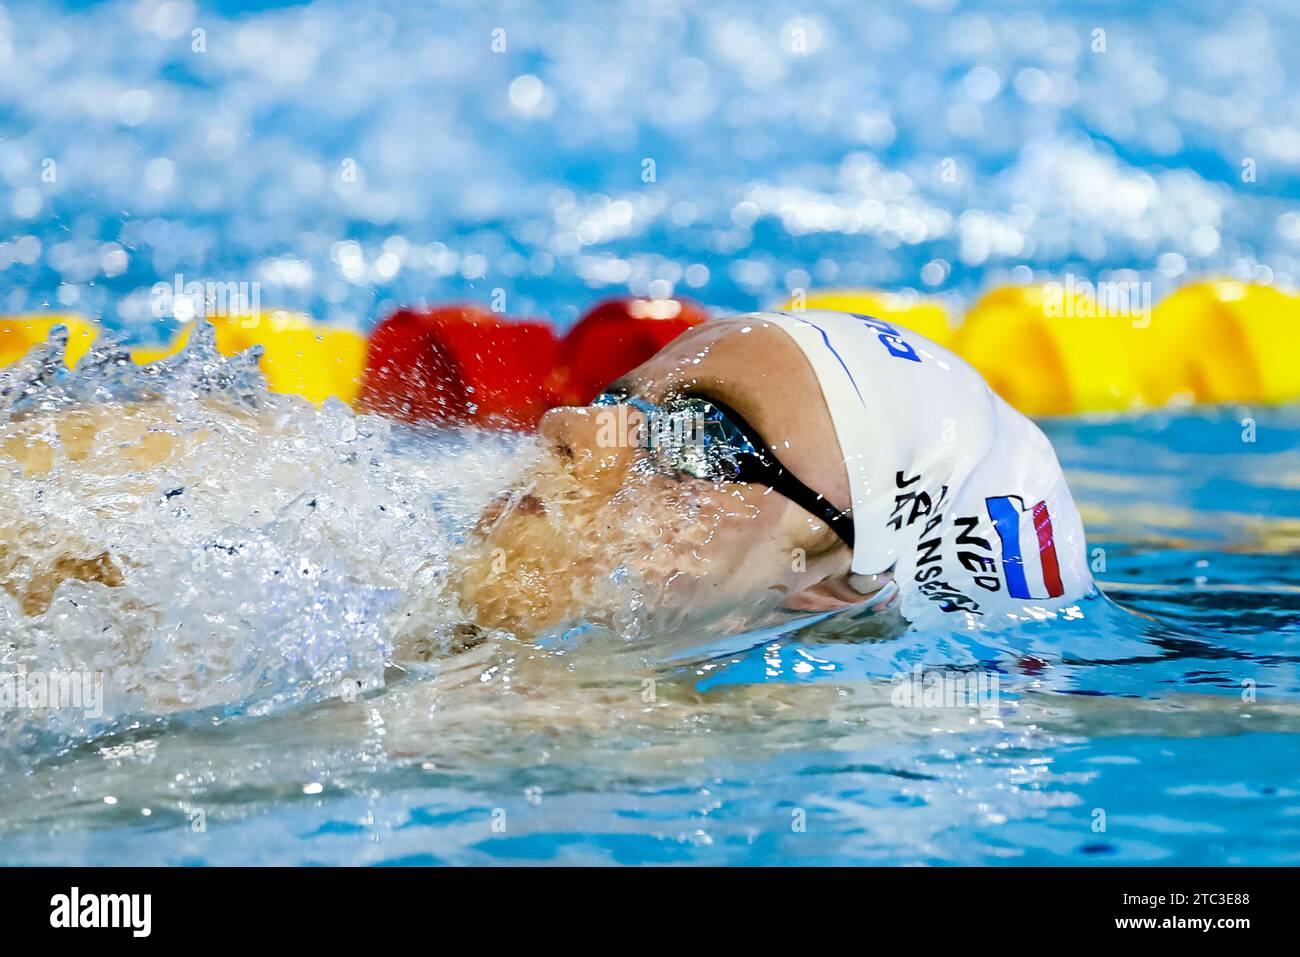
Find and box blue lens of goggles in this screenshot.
[591,391,756,481]
[590,389,856,547]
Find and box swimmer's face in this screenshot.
[450,318,882,641]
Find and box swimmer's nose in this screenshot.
[538,405,643,479]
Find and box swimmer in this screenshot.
[448,310,1096,643]
[0,311,1095,652]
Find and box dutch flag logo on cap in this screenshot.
[986,495,1065,600]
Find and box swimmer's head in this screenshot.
[450,310,1093,641]
[449,317,881,641]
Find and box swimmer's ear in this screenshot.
[781,571,893,613]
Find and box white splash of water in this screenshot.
[0,326,529,757]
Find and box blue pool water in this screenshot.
[4,0,1300,331]
[0,368,1295,867]
[1,0,1299,865]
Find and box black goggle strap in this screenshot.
[705,399,856,551]
[733,452,856,549]
[591,390,856,550]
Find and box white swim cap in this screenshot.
[759,310,1096,624]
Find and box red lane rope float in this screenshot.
[357,305,560,429]
[357,297,708,428]
[547,297,709,407]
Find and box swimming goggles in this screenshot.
[591,390,855,548]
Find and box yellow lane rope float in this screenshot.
[2,280,1298,415]
[1,311,363,405]
[128,312,367,405]
[951,285,1147,416]
[1142,281,1300,407]
[781,281,1300,416]
[0,315,100,369]
[781,288,956,348]
[85,312,363,405]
